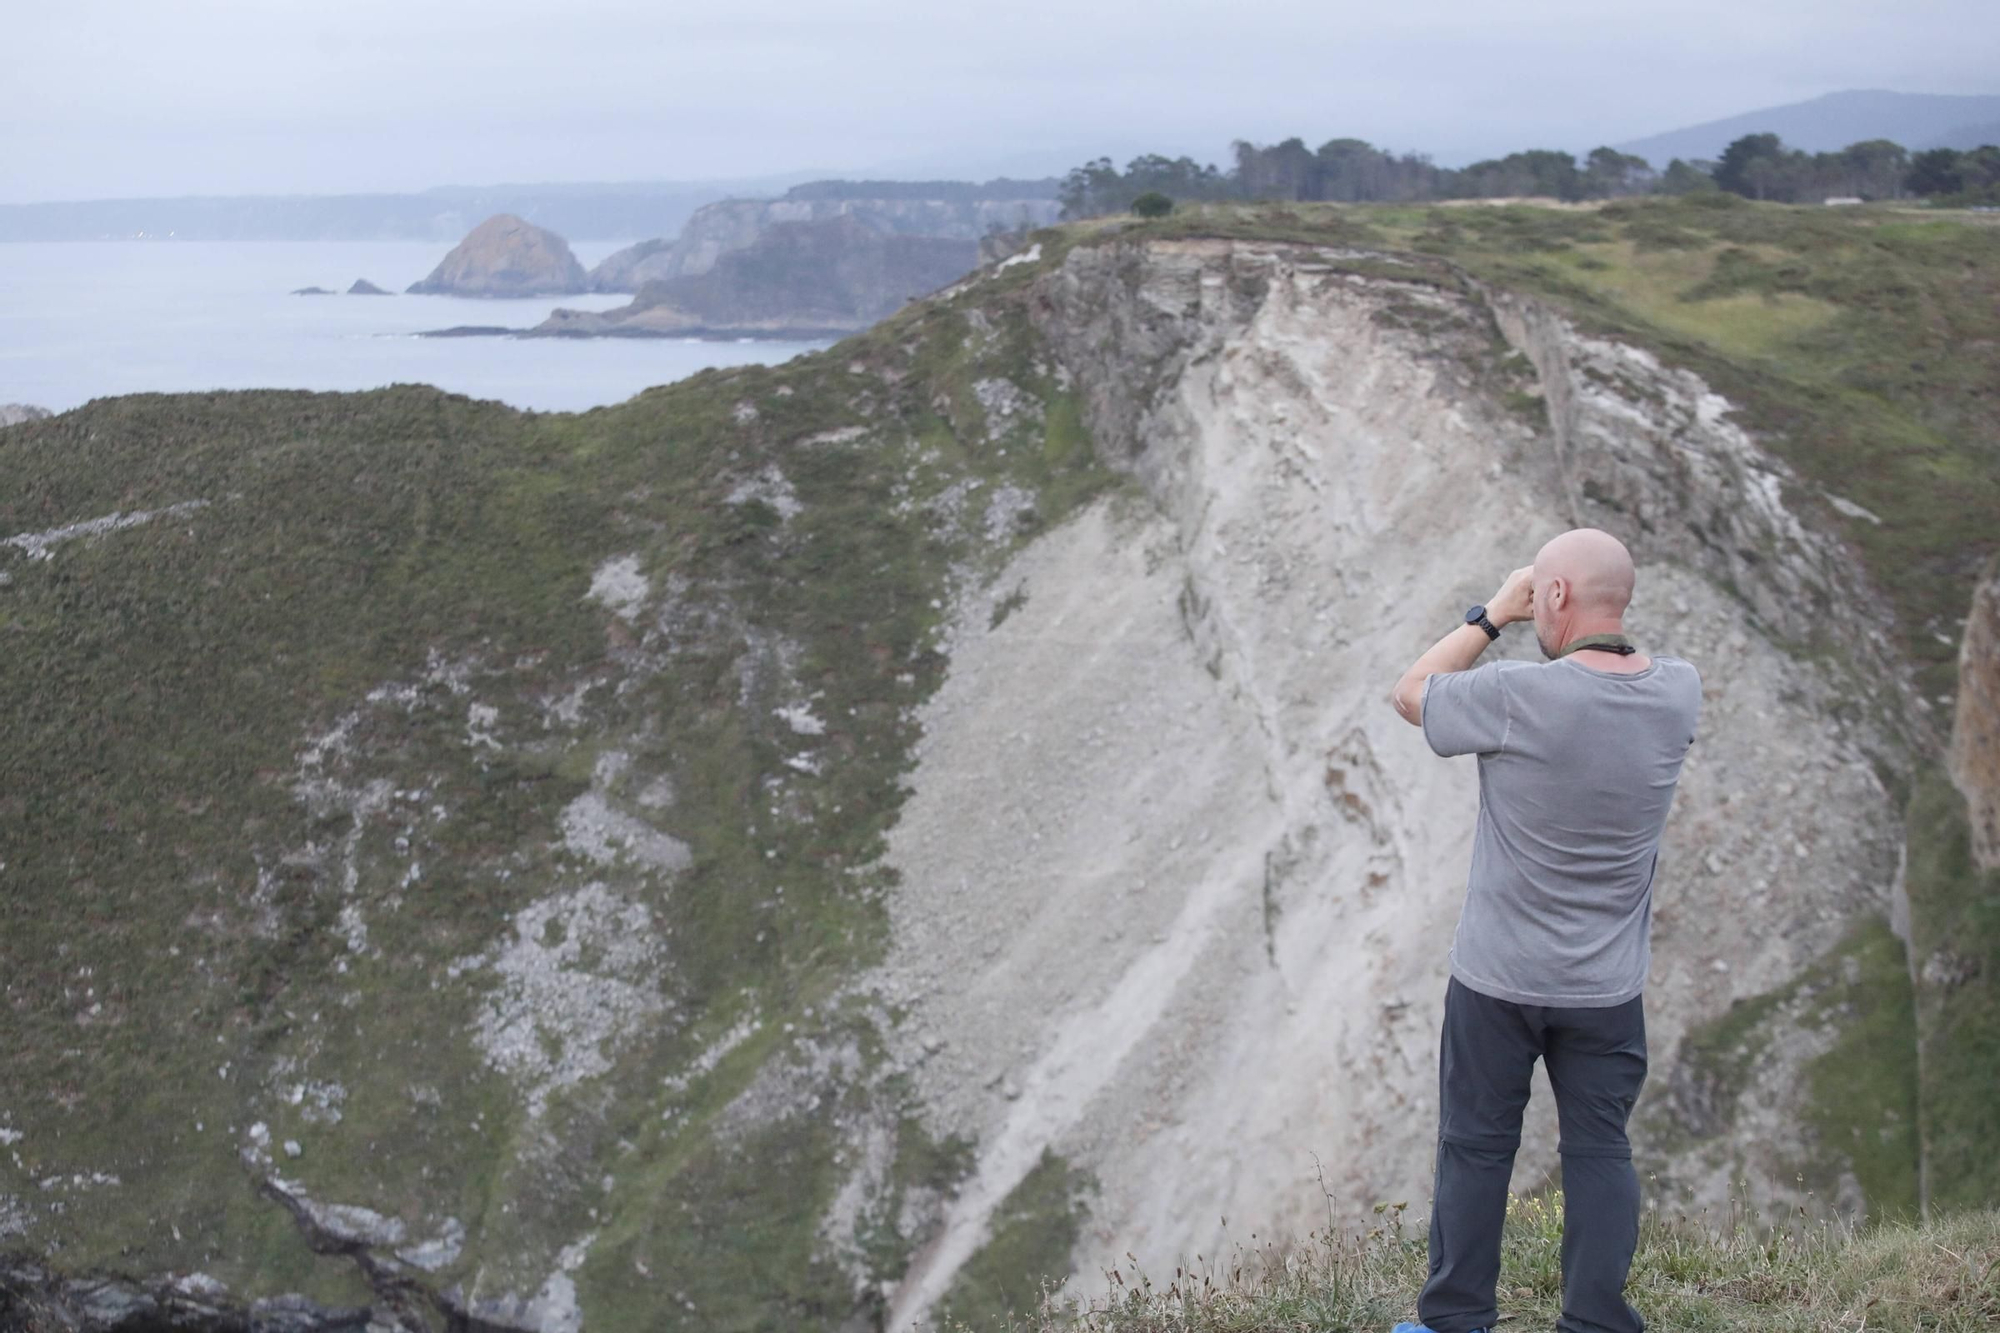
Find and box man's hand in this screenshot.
[1389,564,1532,726]
[1487,565,1535,627]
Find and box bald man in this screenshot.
[1385,528,1702,1333]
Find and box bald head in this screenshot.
[1535,528,1635,616]
[1531,528,1636,657]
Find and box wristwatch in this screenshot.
[1464,604,1500,641]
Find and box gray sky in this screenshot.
[9,0,1998,203]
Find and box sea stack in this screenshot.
[406,214,589,297]
[347,278,392,295]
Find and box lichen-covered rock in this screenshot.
[406,214,587,297]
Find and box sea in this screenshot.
[0,240,829,415]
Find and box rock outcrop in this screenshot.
[346,279,391,296]
[406,214,588,297]
[535,215,975,338]
[291,286,336,296]
[587,184,1060,292]
[0,1257,369,1332]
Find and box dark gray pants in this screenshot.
[1418,977,1648,1333]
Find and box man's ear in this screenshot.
[1544,575,1565,610]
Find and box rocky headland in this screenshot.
[586,178,1060,292]
[406,214,589,297]
[531,215,976,339]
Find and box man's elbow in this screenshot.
[1390,675,1423,726]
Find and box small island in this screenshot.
[405,214,589,297]
[347,279,392,295]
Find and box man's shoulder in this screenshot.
[1652,654,1705,693]
[1517,653,1703,700]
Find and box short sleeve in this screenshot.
[1422,661,1512,757]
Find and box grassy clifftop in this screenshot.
[1010,1199,2000,1333]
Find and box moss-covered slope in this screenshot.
[0,251,1113,1327]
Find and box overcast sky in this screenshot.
[8,0,1998,203]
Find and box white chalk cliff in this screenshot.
[866,238,1914,1327]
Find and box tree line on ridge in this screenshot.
[1058,133,2000,216]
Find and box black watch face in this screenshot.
[1465,604,1487,624]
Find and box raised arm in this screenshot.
[1390,565,1534,726]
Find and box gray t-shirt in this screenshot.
[1422,653,1702,1007]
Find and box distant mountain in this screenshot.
[1935,120,2000,151]
[0,174,826,243]
[1615,90,2000,165]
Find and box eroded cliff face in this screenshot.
[870,237,1918,1328]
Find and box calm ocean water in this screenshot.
[0,240,829,415]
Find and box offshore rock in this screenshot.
[406,214,588,297]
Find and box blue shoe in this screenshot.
[1392,1325,1487,1333]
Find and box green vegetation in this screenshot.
[1061,130,1996,218]
[1711,133,1913,203]
[992,1199,2000,1333]
[1645,919,1919,1221]
[1903,769,2000,1212]
[1129,192,1174,219]
[1800,924,1922,1220]
[0,250,1114,1322]
[935,1150,1094,1332]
